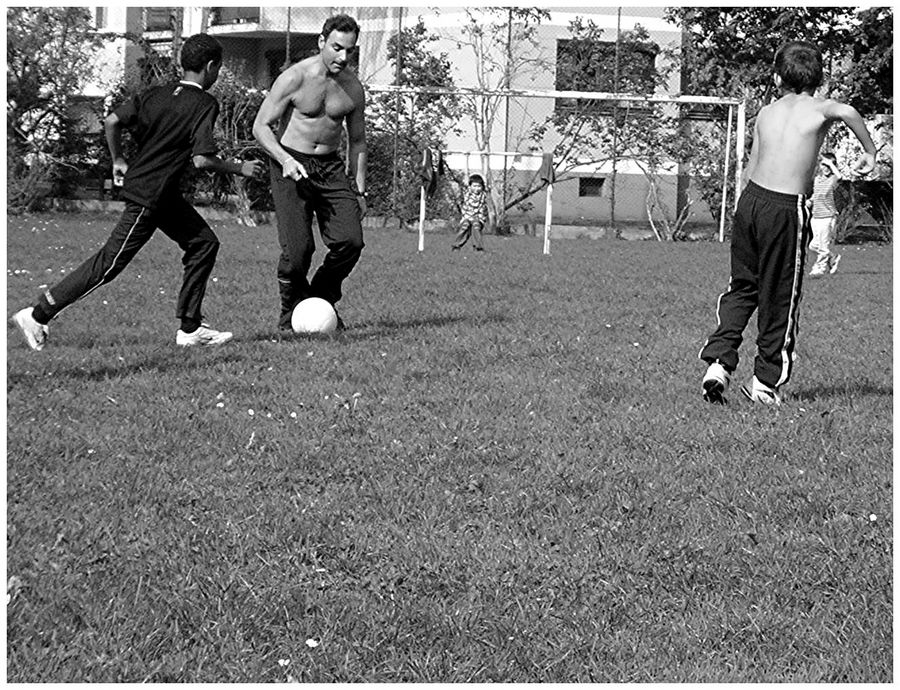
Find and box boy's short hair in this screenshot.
[181,34,223,71]
[322,14,360,39]
[774,41,823,93]
[468,174,485,186]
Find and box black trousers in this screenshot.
[700,181,812,388]
[33,197,219,325]
[269,146,364,329]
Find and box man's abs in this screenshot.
[280,114,343,155]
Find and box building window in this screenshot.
[94,7,107,29]
[579,177,605,197]
[210,7,261,26]
[145,7,176,32]
[556,36,658,113]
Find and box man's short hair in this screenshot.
[181,34,223,71]
[469,174,485,186]
[322,14,360,39]
[774,41,823,93]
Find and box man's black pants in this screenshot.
[269,146,364,330]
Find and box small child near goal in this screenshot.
[452,174,487,252]
[698,40,876,407]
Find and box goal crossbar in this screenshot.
[367,84,743,107]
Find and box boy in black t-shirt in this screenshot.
[10,34,262,350]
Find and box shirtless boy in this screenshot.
[699,40,876,406]
[252,14,367,331]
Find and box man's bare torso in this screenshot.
[750,93,833,195]
[279,56,363,155]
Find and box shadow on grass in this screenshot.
[7,349,246,384]
[793,379,892,401]
[244,312,508,343]
[6,313,508,384]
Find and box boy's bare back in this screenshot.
[749,93,876,196]
[750,94,833,195]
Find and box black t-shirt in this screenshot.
[113,81,219,209]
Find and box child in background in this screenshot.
[809,152,842,276]
[452,174,487,251]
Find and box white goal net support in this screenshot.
[366,84,746,251]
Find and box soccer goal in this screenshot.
[367,84,746,248]
[417,148,556,254]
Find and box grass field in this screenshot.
[6,211,892,682]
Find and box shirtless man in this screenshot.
[252,14,366,331]
[699,40,876,406]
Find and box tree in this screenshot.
[7,7,108,211]
[204,67,270,225]
[440,8,551,228]
[665,8,854,105]
[831,7,892,115]
[367,17,461,220]
[664,7,892,139]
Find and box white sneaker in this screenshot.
[176,324,233,347]
[810,258,828,277]
[740,376,782,406]
[10,307,49,351]
[702,361,731,404]
[829,254,841,274]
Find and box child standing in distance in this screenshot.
[452,174,487,251]
[809,152,842,276]
[10,34,263,351]
[699,40,876,406]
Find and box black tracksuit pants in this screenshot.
[700,181,812,389]
[269,146,364,330]
[32,196,219,326]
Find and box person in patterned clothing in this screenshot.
[809,152,842,277]
[452,174,487,251]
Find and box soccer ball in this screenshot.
[291,297,338,334]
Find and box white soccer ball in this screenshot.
[291,297,338,334]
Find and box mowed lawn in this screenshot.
[6,211,892,682]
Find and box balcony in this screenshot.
[145,7,177,32]
[210,7,260,26]
[205,7,339,36]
